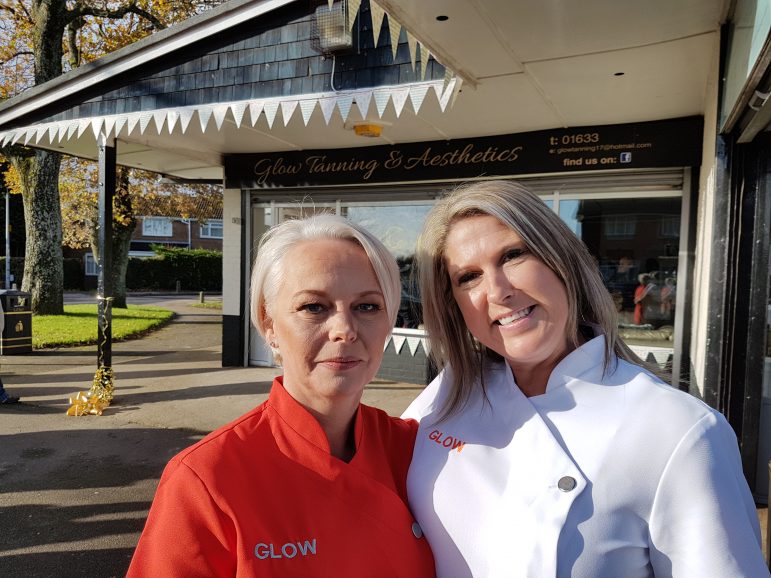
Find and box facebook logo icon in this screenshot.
[620,152,632,163]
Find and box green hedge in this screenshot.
[0,257,25,289]
[0,257,85,290]
[63,258,84,289]
[126,246,222,291]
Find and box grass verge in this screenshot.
[32,304,175,349]
[191,301,222,310]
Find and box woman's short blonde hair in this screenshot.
[250,214,400,363]
[417,180,651,417]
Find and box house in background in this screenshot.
[80,212,223,288]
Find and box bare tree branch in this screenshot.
[0,0,31,22]
[0,50,33,66]
[68,2,167,30]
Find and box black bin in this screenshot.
[0,290,32,354]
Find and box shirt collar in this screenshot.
[544,334,608,393]
[267,376,364,458]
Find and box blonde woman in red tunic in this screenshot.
[127,215,434,578]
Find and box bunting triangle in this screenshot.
[249,101,264,126]
[24,128,36,145]
[1,132,11,147]
[388,15,401,62]
[126,115,140,136]
[73,121,85,140]
[153,110,166,133]
[391,86,409,117]
[167,110,179,133]
[354,91,371,118]
[11,130,24,145]
[373,89,390,118]
[442,66,453,98]
[421,49,432,80]
[299,99,317,126]
[48,124,59,144]
[370,1,386,48]
[409,84,430,114]
[66,122,79,141]
[319,97,337,124]
[57,123,69,143]
[91,118,104,140]
[138,112,153,134]
[198,107,213,132]
[348,0,362,34]
[179,109,195,133]
[34,125,47,144]
[230,102,247,128]
[263,100,279,128]
[438,78,454,112]
[213,104,230,130]
[391,334,406,355]
[406,336,423,356]
[114,116,127,137]
[407,33,418,72]
[280,99,298,126]
[450,77,464,108]
[103,117,116,139]
[336,95,354,122]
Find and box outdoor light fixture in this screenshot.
[312,1,353,54]
[353,122,383,137]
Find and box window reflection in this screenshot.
[343,204,433,329]
[559,197,681,349]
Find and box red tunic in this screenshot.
[127,378,435,577]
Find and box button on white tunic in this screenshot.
[403,336,767,578]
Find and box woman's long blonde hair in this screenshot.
[417,180,653,418]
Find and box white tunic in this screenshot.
[403,336,767,578]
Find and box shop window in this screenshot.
[559,196,681,351]
[142,217,173,237]
[200,219,223,239]
[342,204,433,329]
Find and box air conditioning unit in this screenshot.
[311,1,353,54]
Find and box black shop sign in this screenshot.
[225,116,702,189]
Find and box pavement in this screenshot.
[0,296,426,578]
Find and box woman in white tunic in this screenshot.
[403,180,768,577]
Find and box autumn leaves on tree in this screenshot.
[0,0,222,312]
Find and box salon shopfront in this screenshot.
[222,116,702,388]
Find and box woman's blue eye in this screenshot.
[300,303,324,313]
[357,303,381,312]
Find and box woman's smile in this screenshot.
[493,305,536,326]
[444,215,573,386]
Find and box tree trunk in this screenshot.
[10,149,64,314]
[8,0,70,314]
[110,225,133,309]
